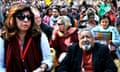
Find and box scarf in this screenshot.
[5,34,42,72]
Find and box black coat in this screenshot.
[56,43,117,72]
[40,23,53,41]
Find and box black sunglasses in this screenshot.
[16,14,32,20]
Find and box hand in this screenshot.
[32,67,45,72]
[33,64,48,72]
[108,44,116,52]
[52,25,59,40]
[106,40,112,45]
[53,24,59,31]
[0,29,5,36]
[40,64,48,70]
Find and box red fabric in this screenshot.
[43,15,51,25]
[5,34,42,72]
[50,27,78,59]
[81,51,93,72]
[108,12,116,26]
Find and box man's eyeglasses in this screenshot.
[16,14,32,20]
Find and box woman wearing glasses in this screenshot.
[0,4,52,72]
[50,16,78,64]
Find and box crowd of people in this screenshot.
[0,0,120,72]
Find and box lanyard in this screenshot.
[16,36,32,61]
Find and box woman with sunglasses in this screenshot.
[0,4,53,72]
[50,16,78,64]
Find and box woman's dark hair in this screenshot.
[99,15,111,25]
[46,8,52,15]
[111,0,117,9]
[82,1,86,6]
[14,5,34,32]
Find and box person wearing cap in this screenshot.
[68,5,79,27]
[60,7,74,27]
[50,16,78,64]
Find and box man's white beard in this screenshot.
[82,44,91,51]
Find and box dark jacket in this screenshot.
[40,23,53,41]
[56,43,117,72]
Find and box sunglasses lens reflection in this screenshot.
[16,14,32,20]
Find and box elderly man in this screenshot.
[56,29,117,72]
